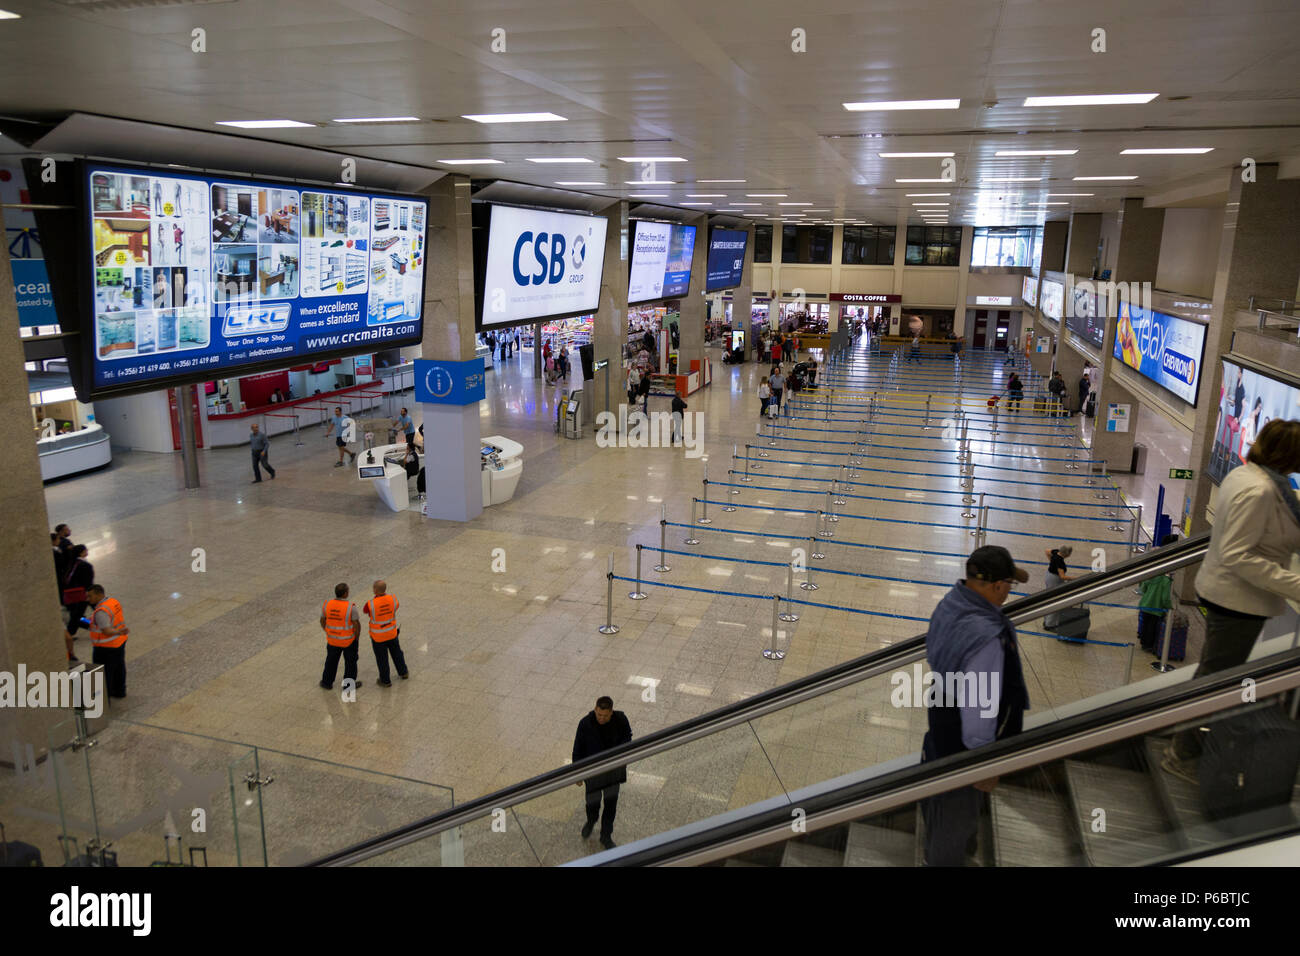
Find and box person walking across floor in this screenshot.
[1047,371,1068,418]
[319,583,362,690]
[1078,365,1092,417]
[626,364,641,408]
[1041,545,1073,628]
[572,695,633,850]
[86,584,129,699]
[1163,420,1300,783]
[363,580,408,686]
[249,423,276,482]
[324,406,356,467]
[907,331,922,364]
[393,407,416,445]
[769,366,785,414]
[671,393,688,446]
[60,544,94,664]
[1007,373,1024,415]
[757,376,771,417]
[920,546,1030,865]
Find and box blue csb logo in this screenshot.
[571,235,586,270]
[512,231,568,287]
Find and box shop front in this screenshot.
[830,293,900,336]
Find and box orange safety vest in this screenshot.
[89,597,129,649]
[322,599,357,646]
[366,594,399,642]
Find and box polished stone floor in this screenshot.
[6,339,1208,866]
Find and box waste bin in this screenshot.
[1131,442,1148,475]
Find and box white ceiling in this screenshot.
[2,0,1299,226]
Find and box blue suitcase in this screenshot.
[1155,611,1188,661]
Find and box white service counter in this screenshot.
[355,434,524,512]
[480,435,523,506]
[38,423,113,480]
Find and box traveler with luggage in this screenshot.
[768,367,785,414]
[1047,372,1068,417]
[1163,419,1300,784]
[61,544,95,664]
[626,365,641,407]
[1041,545,1074,631]
[757,377,771,417]
[1007,373,1024,415]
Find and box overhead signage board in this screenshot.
[1208,358,1300,486]
[78,162,428,399]
[1066,283,1105,349]
[1114,299,1207,405]
[1021,275,1038,308]
[704,228,748,292]
[478,203,608,330]
[414,357,486,405]
[975,295,1012,306]
[1040,277,1064,321]
[628,220,697,304]
[830,293,901,303]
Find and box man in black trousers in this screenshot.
[572,696,633,850]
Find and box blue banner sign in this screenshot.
[12,258,58,327]
[415,357,486,405]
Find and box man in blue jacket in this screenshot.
[921,545,1031,865]
[572,696,633,850]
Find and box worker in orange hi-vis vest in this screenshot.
[319,582,362,690]
[86,584,129,699]
[363,580,409,687]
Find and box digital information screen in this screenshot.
[1066,284,1105,349]
[1114,300,1207,405]
[628,221,697,304]
[704,228,747,292]
[1039,277,1064,321]
[477,203,608,330]
[1208,359,1300,486]
[83,163,427,395]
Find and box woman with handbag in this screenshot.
[61,544,94,664]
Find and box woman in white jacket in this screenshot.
[1164,419,1300,781]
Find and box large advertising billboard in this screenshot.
[628,221,697,304]
[1114,300,1207,405]
[1040,277,1064,321]
[1208,359,1300,486]
[704,228,747,292]
[81,163,427,397]
[1066,283,1105,349]
[478,203,608,329]
[1021,274,1038,308]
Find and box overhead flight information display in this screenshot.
[83,163,427,395]
[628,220,697,304]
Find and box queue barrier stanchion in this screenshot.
[629,545,647,600]
[799,546,819,590]
[685,500,701,545]
[817,508,833,539]
[742,445,754,481]
[1129,505,1145,555]
[654,504,671,573]
[1151,625,1176,673]
[970,491,985,535]
[700,475,712,525]
[923,394,932,430]
[599,553,620,635]
[780,564,800,622]
[825,490,839,523]
[1095,461,1110,499]
[730,445,742,494]
[763,595,786,661]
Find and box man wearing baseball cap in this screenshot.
[920,545,1032,866]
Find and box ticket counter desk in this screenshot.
[356,434,524,512]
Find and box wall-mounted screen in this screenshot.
[75,162,427,399]
[1021,275,1038,308]
[705,228,747,292]
[628,221,697,304]
[476,203,607,330]
[1114,300,1207,405]
[1040,277,1064,321]
[1066,284,1105,349]
[1208,360,1300,487]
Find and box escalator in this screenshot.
[308,533,1300,867]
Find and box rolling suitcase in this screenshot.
[1155,610,1188,661]
[1199,705,1300,834]
[1085,393,1097,418]
[1054,606,1090,643]
[0,823,42,867]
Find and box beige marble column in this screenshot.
[591,200,628,419]
[730,225,756,358]
[1064,213,1101,278]
[0,205,67,766]
[676,214,709,375]
[1114,197,1165,284]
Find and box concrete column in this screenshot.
[889,208,907,333]
[418,175,482,522]
[1064,212,1101,278]
[952,226,973,336]
[0,205,67,766]
[1186,164,1300,539]
[592,200,628,418]
[1042,221,1068,273]
[1114,197,1165,285]
[676,214,709,374]
[731,224,756,359]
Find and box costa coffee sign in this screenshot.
[830,293,902,303]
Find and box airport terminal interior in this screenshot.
[1,0,1299,871]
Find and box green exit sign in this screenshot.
[1169,468,1195,480]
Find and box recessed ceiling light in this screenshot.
[747,193,787,197]
[1023,202,1070,206]
[896,179,950,183]
[878,151,955,158]
[905,193,952,197]
[779,202,813,206]
[1073,175,1138,180]
[462,112,567,123]
[730,202,763,206]
[439,158,503,165]
[624,180,676,185]
[1047,193,1093,197]
[1120,147,1214,155]
[618,156,688,163]
[698,179,746,183]
[1023,93,1158,107]
[627,194,668,199]
[844,99,961,111]
[993,149,1078,156]
[913,202,950,206]
[555,181,607,186]
[217,119,314,129]
[527,157,593,163]
[680,202,712,206]
[687,194,727,198]
[333,116,421,124]
[0,9,21,18]
[983,177,1042,182]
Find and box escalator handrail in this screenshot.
[603,650,1300,866]
[308,531,1210,866]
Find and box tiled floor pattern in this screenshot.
[4,343,1205,865]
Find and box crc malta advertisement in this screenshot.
[86,164,427,392]
[479,204,608,328]
[1114,300,1207,405]
[628,221,697,304]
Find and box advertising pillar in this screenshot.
[675,214,709,375]
[731,225,756,360]
[418,175,482,522]
[592,200,628,420]
[0,205,67,765]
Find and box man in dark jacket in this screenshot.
[572,696,633,849]
[920,545,1031,865]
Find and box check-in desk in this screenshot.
[480,435,523,505]
[356,434,523,512]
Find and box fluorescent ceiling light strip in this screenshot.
[993,149,1077,156]
[527,157,593,163]
[334,116,421,124]
[462,112,566,123]
[1120,147,1213,155]
[624,180,676,185]
[896,179,949,183]
[730,202,762,206]
[983,176,1042,182]
[440,158,502,165]
[618,156,688,163]
[1047,193,1094,197]
[217,119,314,129]
[913,202,950,206]
[698,179,746,183]
[555,181,606,186]
[747,193,787,197]
[844,99,961,111]
[680,202,712,206]
[1023,93,1158,106]
[0,10,21,18]
[779,202,813,206]
[878,151,954,158]
[905,193,951,197]
[627,194,667,198]
[1073,175,1137,180]
[687,194,727,197]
